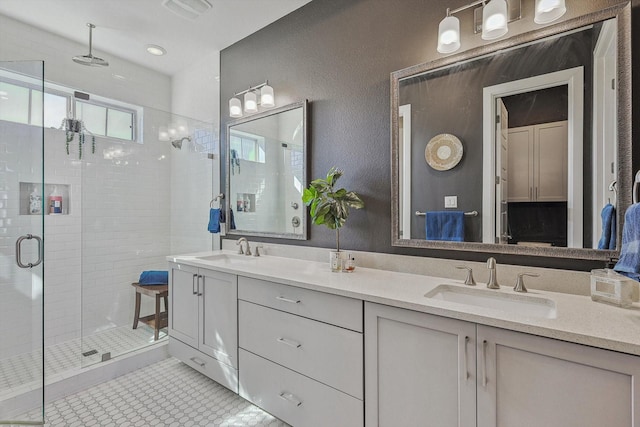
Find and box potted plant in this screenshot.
[302,167,365,271]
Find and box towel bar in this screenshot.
[415,210,478,217]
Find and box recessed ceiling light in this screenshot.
[146,45,167,56]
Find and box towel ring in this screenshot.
[608,181,617,206]
[210,193,225,208]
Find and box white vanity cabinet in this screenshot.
[238,276,364,427]
[364,302,477,426]
[168,262,238,392]
[477,325,640,427]
[366,302,640,427]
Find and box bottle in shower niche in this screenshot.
[29,186,42,215]
[48,186,63,214]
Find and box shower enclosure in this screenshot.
[0,60,217,419]
[0,61,45,424]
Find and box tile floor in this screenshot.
[1,324,166,399]
[21,357,288,426]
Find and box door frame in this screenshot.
[481,67,584,247]
[592,20,617,248]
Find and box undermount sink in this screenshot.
[196,253,256,263]
[425,284,557,319]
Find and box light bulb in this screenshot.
[534,0,566,24]
[482,0,508,40]
[229,97,242,118]
[437,15,461,54]
[244,91,258,113]
[261,84,275,108]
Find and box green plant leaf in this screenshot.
[343,191,365,209]
[304,167,364,236]
[302,187,316,205]
[326,167,343,186]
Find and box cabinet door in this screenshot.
[535,121,568,201]
[507,126,534,202]
[365,303,476,427]
[199,269,238,369]
[477,325,640,427]
[168,263,199,348]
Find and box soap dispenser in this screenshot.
[49,186,63,214]
[29,186,42,215]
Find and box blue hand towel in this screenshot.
[139,270,168,285]
[208,208,220,233]
[614,204,640,281]
[219,205,226,224]
[597,203,616,250]
[229,208,236,230]
[426,211,465,242]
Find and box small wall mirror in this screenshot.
[391,5,631,260]
[226,100,308,239]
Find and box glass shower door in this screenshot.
[0,61,45,425]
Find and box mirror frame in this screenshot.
[225,99,308,240]
[390,3,631,260]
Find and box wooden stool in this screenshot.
[132,283,169,341]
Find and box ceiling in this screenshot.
[0,0,312,76]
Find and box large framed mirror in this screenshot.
[226,100,308,239]
[391,4,631,260]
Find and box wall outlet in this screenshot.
[445,196,458,208]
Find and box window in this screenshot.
[230,132,265,163]
[0,81,30,124]
[0,70,138,142]
[76,100,134,141]
[0,81,69,128]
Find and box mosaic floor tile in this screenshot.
[21,357,288,426]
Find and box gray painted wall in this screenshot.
[220,0,635,271]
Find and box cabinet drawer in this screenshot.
[169,338,238,393]
[238,276,363,332]
[239,349,363,427]
[239,300,363,399]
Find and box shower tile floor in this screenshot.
[0,324,167,400]
[21,357,287,426]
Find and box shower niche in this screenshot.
[236,193,256,213]
[19,182,71,215]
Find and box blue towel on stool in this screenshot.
[139,271,168,285]
[426,211,464,242]
[208,208,221,233]
[614,204,640,281]
[597,203,616,250]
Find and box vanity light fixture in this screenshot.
[228,81,275,118]
[437,0,567,54]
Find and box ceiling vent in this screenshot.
[162,0,212,20]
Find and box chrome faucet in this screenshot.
[486,257,500,289]
[236,237,252,256]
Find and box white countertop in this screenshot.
[167,251,640,357]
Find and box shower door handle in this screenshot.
[16,234,43,268]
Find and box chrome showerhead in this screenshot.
[73,23,109,67]
[171,136,191,149]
